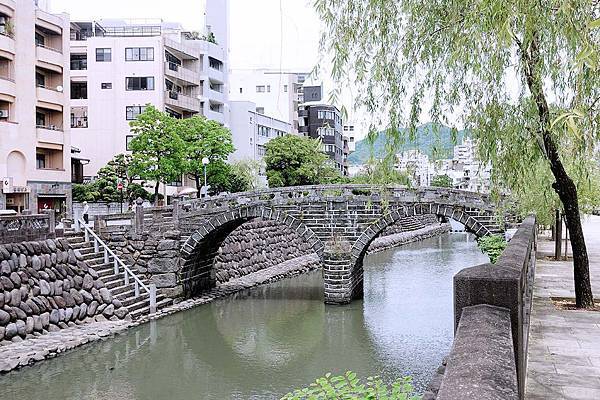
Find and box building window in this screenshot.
[96,48,112,62]
[258,125,271,137]
[126,77,154,91]
[35,112,46,127]
[256,85,266,93]
[101,83,112,89]
[126,106,147,120]
[239,87,243,93]
[71,82,88,99]
[126,135,135,151]
[318,110,336,120]
[317,127,335,137]
[266,85,271,93]
[35,72,45,88]
[70,54,87,70]
[283,85,288,92]
[35,32,45,47]
[125,47,154,61]
[208,57,223,71]
[256,107,265,114]
[257,145,266,157]
[36,153,46,169]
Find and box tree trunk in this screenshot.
[522,32,594,308]
[154,180,160,206]
[194,173,201,192]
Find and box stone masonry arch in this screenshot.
[322,202,495,305]
[179,205,324,296]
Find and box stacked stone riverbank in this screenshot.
[368,223,451,254]
[0,238,130,347]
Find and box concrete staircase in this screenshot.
[64,232,173,320]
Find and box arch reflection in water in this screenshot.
[0,233,488,399]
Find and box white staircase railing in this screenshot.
[75,218,157,314]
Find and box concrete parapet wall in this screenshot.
[435,305,518,400]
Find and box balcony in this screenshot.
[36,125,64,145]
[35,9,64,35]
[36,44,63,68]
[0,74,15,97]
[164,62,200,86]
[0,0,16,13]
[36,85,64,106]
[0,31,14,54]
[164,91,201,112]
[207,87,225,103]
[205,109,225,124]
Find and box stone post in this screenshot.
[134,197,144,234]
[41,210,55,237]
[147,230,183,299]
[322,239,362,304]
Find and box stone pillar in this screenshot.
[322,239,362,304]
[147,230,183,299]
[134,197,144,234]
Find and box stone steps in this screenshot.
[64,233,172,320]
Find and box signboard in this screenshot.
[2,177,12,194]
[117,182,123,190]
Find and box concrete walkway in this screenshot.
[525,215,600,400]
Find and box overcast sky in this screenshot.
[50,0,321,71]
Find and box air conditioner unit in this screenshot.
[0,110,8,118]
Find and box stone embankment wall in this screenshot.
[368,224,451,254]
[0,238,130,345]
[213,219,313,283]
[378,214,440,236]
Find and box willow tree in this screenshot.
[315,1,600,307]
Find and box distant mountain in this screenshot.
[348,123,468,165]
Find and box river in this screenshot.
[1,232,488,399]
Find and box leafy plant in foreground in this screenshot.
[281,371,421,400]
[477,235,507,264]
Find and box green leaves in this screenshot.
[264,135,341,187]
[281,372,421,400]
[477,234,507,264]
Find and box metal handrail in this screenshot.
[76,218,156,314]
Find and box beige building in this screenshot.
[0,0,73,216]
[69,9,229,198]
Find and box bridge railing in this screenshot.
[176,184,499,215]
[433,215,536,399]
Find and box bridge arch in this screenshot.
[179,205,324,297]
[326,202,496,305]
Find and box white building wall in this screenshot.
[0,0,72,213]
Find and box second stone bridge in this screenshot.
[140,184,506,304]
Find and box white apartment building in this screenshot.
[69,0,230,193]
[229,101,291,161]
[229,100,291,187]
[0,0,73,216]
[396,149,435,187]
[229,69,308,133]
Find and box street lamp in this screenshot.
[202,157,210,193]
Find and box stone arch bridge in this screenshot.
[143,184,508,304]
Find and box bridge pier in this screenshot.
[322,240,363,304]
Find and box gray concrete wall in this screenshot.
[73,202,130,220]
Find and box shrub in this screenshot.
[477,234,507,263]
[281,371,421,400]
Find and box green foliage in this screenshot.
[431,175,453,188]
[128,105,185,203]
[264,135,341,187]
[348,123,467,165]
[71,154,154,203]
[179,115,235,190]
[477,235,507,264]
[315,0,600,221]
[349,159,411,186]
[231,160,263,190]
[281,372,421,400]
[72,183,99,202]
[205,160,251,195]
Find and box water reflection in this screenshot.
[1,233,488,399]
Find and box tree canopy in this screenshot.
[315,0,600,307]
[431,174,453,188]
[264,135,340,187]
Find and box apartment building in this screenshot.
[68,2,230,194]
[0,0,73,216]
[229,69,308,133]
[396,149,434,187]
[298,103,350,176]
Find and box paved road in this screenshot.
[525,215,600,400]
